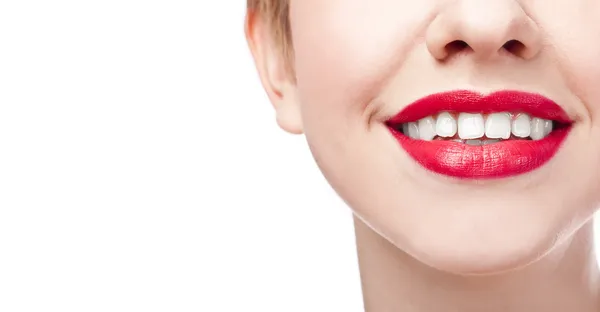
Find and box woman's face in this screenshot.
[283,0,600,273]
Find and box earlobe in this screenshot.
[245,10,304,134]
[275,91,303,134]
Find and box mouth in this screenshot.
[385,90,574,179]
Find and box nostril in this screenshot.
[445,40,470,56]
[503,40,526,56]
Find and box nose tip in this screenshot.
[426,0,542,61]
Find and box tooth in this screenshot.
[406,122,420,139]
[436,112,458,138]
[418,116,436,141]
[512,114,531,138]
[485,113,511,139]
[466,139,483,146]
[483,139,501,145]
[458,113,485,139]
[531,118,552,140]
[543,120,553,136]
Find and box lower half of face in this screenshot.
[289,0,600,274]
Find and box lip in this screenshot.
[386,90,573,179]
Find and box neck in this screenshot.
[355,216,600,312]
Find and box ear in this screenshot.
[245,9,303,134]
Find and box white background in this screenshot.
[0,1,362,312]
[0,1,596,312]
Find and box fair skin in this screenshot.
[246,1,600,311]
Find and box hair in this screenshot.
[247,0,294,74]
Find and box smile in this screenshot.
[385,90,573,179]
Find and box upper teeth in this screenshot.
[402,112,554,141]
[436,112,458,138]
[458,113,485,140]
[530,117,553,140]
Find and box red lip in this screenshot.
[386,90,573,179]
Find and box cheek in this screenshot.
[289,0,435,125]
[532,1,600,118]
[562,51,600,120]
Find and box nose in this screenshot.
[425,0,542,61]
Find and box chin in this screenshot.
[402,225,557,276]
[374,198,574,276]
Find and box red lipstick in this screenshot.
[386,90,573,179]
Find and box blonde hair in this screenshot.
[247,0,294,74]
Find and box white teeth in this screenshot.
[466,139,483,146]
[512,114,531,138]
[530,118,544,140]
[406,122,420,139]
[401,112,555,141]
[485,113,511,139]
[483,139,501,145]
[466,139,500,146]
[435,112,458,138]
[530,117,553,140]
[418,116,436,141]
[543,119,553,136]
[458,113,485,140]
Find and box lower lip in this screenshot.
[388,128,571,179]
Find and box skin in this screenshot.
[246,0,600,311]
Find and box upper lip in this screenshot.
[385,90,573,125]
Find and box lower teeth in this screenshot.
[413,134,535,145]
[434,138,504,145]
[465,139,500,146]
